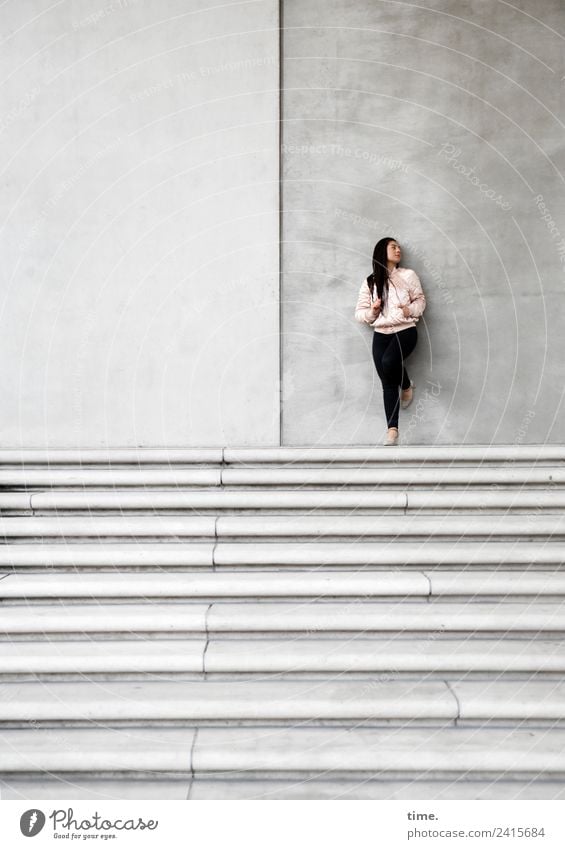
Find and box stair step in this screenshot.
[0,571,431,598]
[0,516,216,538]
[214,541,565,568]
[4,489,565,512]
[452,680,565,719]
[1,680,564,723]
[0,543,215,568]
[426,571,565,595]
[2,726,565,776]
[0,470,221,488]
[191,726,565,777]
[4,776,563,801]
[3,637,565,675]
[1,445,563,467]
[221,468,565,487]
[2,775,564,800]
[0,449,222,465]
[204,637,565,673]
[2,601,564,635]
[2,469,564,490]
[0,680,458,722]
[186,778,565,800]
[1,541,564,569]
[0,777,192,800]
[0,603,209,634]
[0,727,195,772]
[215,515,565,539]
[223,446,565,464]
[0,640,206,674]
[205,601,565,633]
[3,514,565,539]
[4,490,414,512]
[3,570,565,600]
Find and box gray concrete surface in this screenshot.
[3,1,564,447]
[281,0,565,443]
[0,0,280,446]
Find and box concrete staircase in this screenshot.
[1,445,565,800]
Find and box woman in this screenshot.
[355,237,426,445]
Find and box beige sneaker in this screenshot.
[384,427,399,446]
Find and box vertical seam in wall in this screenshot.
[188,727,199,793]
[203,602,212,678]
[421,570,432,600]
[278,0,284,447]
[445,680,461,725]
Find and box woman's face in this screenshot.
[387,240,401,264]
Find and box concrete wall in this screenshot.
[0,0,279,447]
[281,0,565,444]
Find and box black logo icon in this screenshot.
[20,810,46,837]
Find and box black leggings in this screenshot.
[371,327,418,429]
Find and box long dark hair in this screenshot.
[368,236,398,310]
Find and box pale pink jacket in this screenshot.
[354,266,426,334]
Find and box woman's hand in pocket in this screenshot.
[401,303,412,318]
